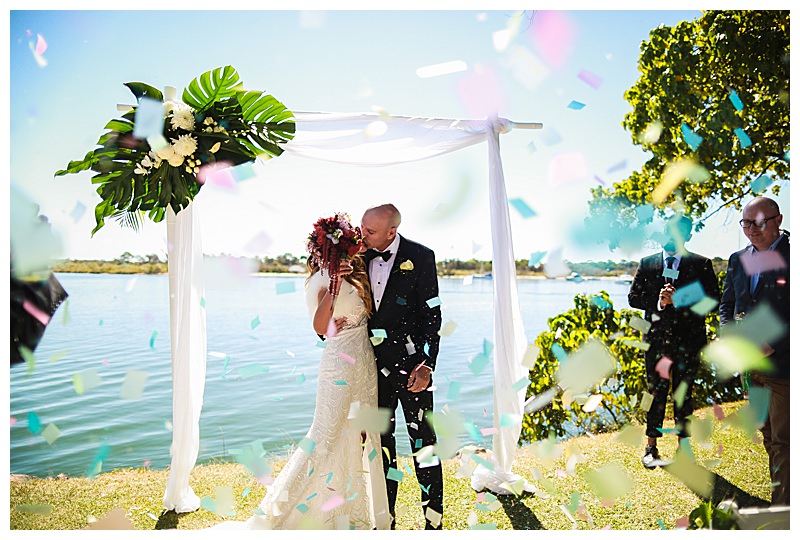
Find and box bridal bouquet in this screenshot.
[307,213,363,296]
[55,66,295,235]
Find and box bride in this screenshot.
[215,213,390,530]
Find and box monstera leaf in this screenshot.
[182,65,242,111]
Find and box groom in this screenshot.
[360,204,444,529]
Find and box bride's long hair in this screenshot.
[306,255,373,318]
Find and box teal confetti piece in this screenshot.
[672,281,705,308]
[424,343,430,356]
[447,381,462,400]
[396,297,407,306]
[250,315,261,330]
[567,100,586,110]
[325,472,333,484]
[464,421,483,443]
[657,518,667,530]
[403,461,415,476]
[231,162,256,182]
[239,363,269,379]
[296,503,309,513]
[528,251,546,266]
[276,281,296,295]
[200,496,217,514]
[133,97,166,139]
[222,356,230,371]
[512,377,530,392]
[590,296,612,310]
[657,427,680,435]
[371,329,387,339]
[551,343,568,362]
[87,444,111,478]
[334,380,348,386]
[120,370,149,400]
[306,492,318,501]
[673,381,689,408]
[635,204,655,223]
[734,128,752,148]
[347,492,358,501]
[149,330,158,349]
[690,296,719,316]
[662,267,680,280]
[414,438,422,449]
[316,340,327,349]
[483,339,494,357]
[27,411,42,434]
[472,454,495,471]
[509,198,537,218]
[368,448,378,462]
[299,437,316,455]
[500,413,520,427]
[73,369,102,395]
[729,89,744,110]
[296,373,306,384]
[200,297,206,308]
[749,386,772,425]
[98,319,103,326]
[419,483,430,494]
[426,296,442,308]
[242,487,251,498]
[681,123,703,151]
[476,503,491,512]
[386,467,404,482]
[469,353,489,376]
[750,174,773,193]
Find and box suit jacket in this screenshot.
[628,251,719,355]
[719,232,790,379]
[367,235,442,372]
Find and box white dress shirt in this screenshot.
[369,234,401,310]
[658,251,682,311]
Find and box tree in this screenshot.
[587,11,789,241]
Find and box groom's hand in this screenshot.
[407,363,431,393]
[334,317,347,332]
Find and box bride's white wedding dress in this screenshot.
[214,270,390,530]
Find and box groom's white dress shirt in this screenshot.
[369,234,401,310]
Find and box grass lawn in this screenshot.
[10,401,772,530]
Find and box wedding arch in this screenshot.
[162,111,543,511]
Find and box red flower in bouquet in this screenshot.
[306,212,363,296]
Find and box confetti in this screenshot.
[416,60,468,78]
[120,370,148,400]
[690,295,719,316]
[681,123,703,151]
[16,504,53,515]
[713,403,726,421]
[673,380,689,408]
[734,128,752,148]
[149,331,158,349]
[729,89,744,110]
[438,320,458,337]
[548,152,590,185]
[512,377,530,392]
[87,444,111,478]
[499,413,521,427]
[750,174,774,193]
[664,451,713,498]
[69,201,87,222]
[748,386,772,426]
[468,353,489,375]
[652,159,709,204]
[426,296,442,308]
[577,69,603,89]
[551,343,568,361]
[626,340,650,351]
[350,406,391,433]
[687,414,713,444]
[523,387,557,414]
[655,356,673,379]
[84,508,133,529]
[740,250,787,276]
[73,368,103,395]
[521,343,538,368]
[581,394,603,413]
[628,316,652,334]
[41,423,61,445]
[133,97,166,140]
[298,437,316,455]
[640,120,664,144]
[447,381,462,400]
[702,336,774,379]
[338,352,356,364]
[567,100,585,110]
[590,296,612,310]
[556,340,616,393]
[722,303,786,347]
[371,329,387,339]
[386,467,404,482]
[615,424,644,447]
[250,316,261,329]
[321,494,345,512]
[528,251,546,267]
[662,267,680,281]
[606,160,627,173]
[508,198,537,218]
[27,411,43,434]
[22,299,51,326]
[672,281,706,308]
[276,281,296,295]
[296,373,306,384]
[585,463,634,501]
[238,363,269,379]
[640,391,654,412]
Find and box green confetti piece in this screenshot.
[49,350,68,363]
[369,336,384,346]
[438,320,458,337]
[673,380,689,408]
[20,346,35,374]
[15,504,53,515]
[41,423,61,445]
[512,377,530,392]
[627,340,651,351]
[585,463,634,501]
[720,303,786,349]
[615,424,644,447]
[61,298,71,325]
[276,281,296,295]
[396,296,407,306]
[447,381,462,400]
[250,315,261,329]
[296,503,309,513]
[298,437,316,455]
[386,467,404,482]
[351,407,391,433]
[27,411,42,434]
[687,414,713,444]
[690,295,719,316]
[508,198,537,218]
[640,391,654,411]
[664,451,713,498]
[469,353,489,375]
[73,368,103,395]
[469,523,498,530]
[556,340,617,393]
[120,370,149,400]
[371,329,387,339]
[426,296,442,308]
[702,336,774,379]
[628,316,652,334]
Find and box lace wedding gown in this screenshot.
[215,271,390,530]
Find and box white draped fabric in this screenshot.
[162,112,540,510]
[163,203,208,512]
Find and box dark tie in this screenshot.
[366,249,391,263]
[665,256,676,283]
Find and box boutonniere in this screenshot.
[399,259,414,271]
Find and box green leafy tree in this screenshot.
[588,11,789,238]
[520,289,742,443]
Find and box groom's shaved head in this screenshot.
[365,204,401,228]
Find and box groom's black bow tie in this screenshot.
[366,249,392,263]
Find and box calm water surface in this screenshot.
[10,273,632,477]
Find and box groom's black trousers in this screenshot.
[378,370,443,529]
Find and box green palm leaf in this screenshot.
[123,82,163,102]
[181,65,242,111]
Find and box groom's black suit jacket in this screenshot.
[367,235,442,372]
[628,251,719,356]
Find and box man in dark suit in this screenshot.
[628,215,719,468]
[360,204,443,529]
[720,196,790,506]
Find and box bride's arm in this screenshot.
[312,285,340,335]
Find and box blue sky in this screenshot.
[6,4,791,265]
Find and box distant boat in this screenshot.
[473,273,492,279]
[615,273,634,285]
[565,272,584,282]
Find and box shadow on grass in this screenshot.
[154,510,181,530]
[707,472,770,508]
[498,493,546,530]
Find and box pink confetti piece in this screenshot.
[655,356,673,380]
[556,468,567,478]
[476,492,486,503]
[326,318,338,339]
[675,516,690,529]
[22,299,51,326]
[548,151,590,185]
[577,69,603,89]
[527,10,576,68]
[321,494,345,512]
[594,175,605,185]
[338,352,356,364]
[196,161,236,189]
[740,250,787,276]
[480,427,498,436]
[456,65,506,119]
[606,160,627,173]
[713,403,725,421]
[716,444,724,457]
[10,417,18,426]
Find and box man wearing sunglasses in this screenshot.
[720,196,790,507]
